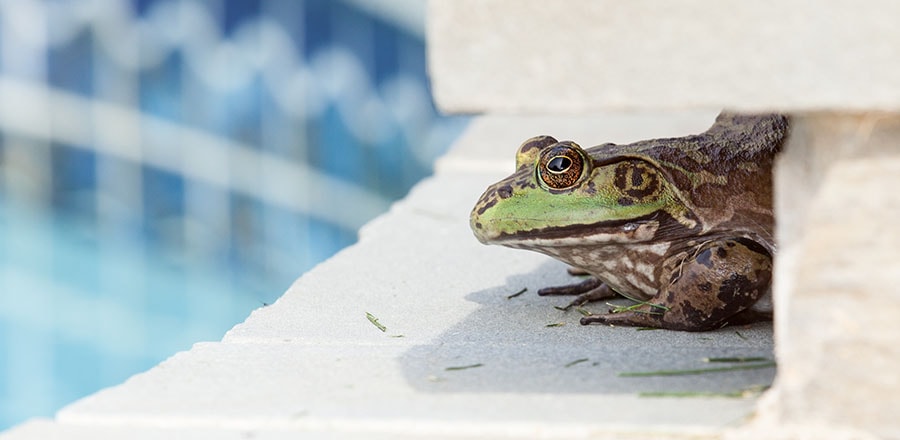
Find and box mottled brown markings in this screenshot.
[665,239,771,330]
[497,185,513,199]
[593,115,784,247]
[515,178,536,190]
[631,170,644,187]
[555,242,669,300]
[476,198,497,215]
[613,161,661,201]
[717,274,752,302]
[577,237,773,331]
[679,300,710,329]
[613,163,629,190]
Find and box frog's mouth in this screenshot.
[480,214,665,248]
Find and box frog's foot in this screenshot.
[538,278,618,310]
[580,307,667,328]
[582,238,772,331]
[580,306,772,330]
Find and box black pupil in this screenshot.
[548,156,571,172]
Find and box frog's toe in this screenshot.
[579,310,665,328]
[562,284,618,309]
[537,277,602,296]
[579,313,607,326]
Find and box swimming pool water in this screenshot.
[0,0,466,430]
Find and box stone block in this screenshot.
[429,0,900,113]
[740,113,900,438]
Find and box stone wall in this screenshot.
[429,0,900,113]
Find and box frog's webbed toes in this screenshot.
[580,308,670,329]
[538,279,618,310]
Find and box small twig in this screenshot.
[734,331,748,341]
[619,361,776,377]
[574,307,592,317]
[639,384,770,399]
[564,358,589,368]
[545,322,566,327]
[704,356,770,363]
[506,287,527,299]
[606,300,669,315]
[445,363,483,371]
[365,312,387,332]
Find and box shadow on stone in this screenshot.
[399,260,775,395]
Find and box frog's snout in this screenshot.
[470,187,501,244]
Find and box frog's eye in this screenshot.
[537,142,590,190]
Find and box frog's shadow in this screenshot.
[398,259,774,394]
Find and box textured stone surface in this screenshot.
[428,0,900,113]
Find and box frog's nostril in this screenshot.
[497,185,513,199]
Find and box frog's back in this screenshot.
[587,113,787,253]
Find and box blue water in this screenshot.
[0,197,281,426]
[0,0,467,430]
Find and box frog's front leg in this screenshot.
[537,277,618,309]
[580,238,772,331]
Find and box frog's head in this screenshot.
[470,136,692,248]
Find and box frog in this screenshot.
[469,112,787,331]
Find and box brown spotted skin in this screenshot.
[470,112,788,331]
[580,238,772,331]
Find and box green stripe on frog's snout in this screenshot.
[471,177,673,244]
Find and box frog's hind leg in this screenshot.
[538,277,618,310]
[580,238,772,331]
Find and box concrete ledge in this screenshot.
[1,112,776,439]
[755,113,900,439]
[429,0,900,113]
